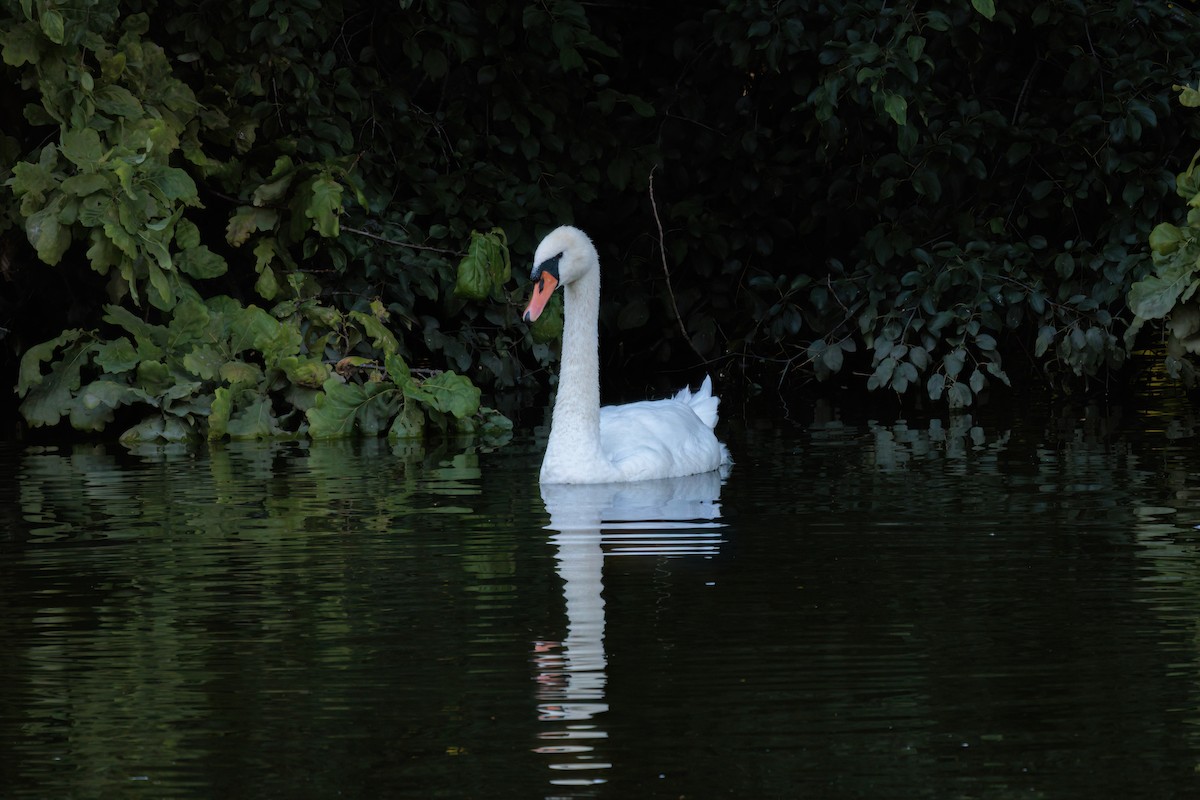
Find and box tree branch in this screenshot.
[649,167,705,361]
[342,226,464,256]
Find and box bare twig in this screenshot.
[1012,58,1042,126]
[648,167,705,361]
[342,225,464,256]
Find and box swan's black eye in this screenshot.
[531,252,563,281]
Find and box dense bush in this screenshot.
[640,0,1200,402]
[1128,84,1200,384]
[3,0,1200,441]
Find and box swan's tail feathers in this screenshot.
[675,374,721,430]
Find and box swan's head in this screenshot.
[523,226,597,323]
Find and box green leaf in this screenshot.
[279,355,330,388]
[226,205,278,246]
[947,382,973,408]
[220,361,264,387]
[971,0,996,20]
[104,304,165,346]
[307,378,365,438]
[162,379,202,403]
[17,329,86,395]
[19,334,94,427]
[230,305,279,354]
[985,361,1011,387]
[255,268,280,300]
[305,174,343,237]
[40,9,65,44]
[253,237,276,271]
[385,353,413,387]
[926,372,946,400]
[183,345,224,379]
[1178,84,1200,109]
[299,304,340,334]
[146,262,174,310]
[72,380,153,431]
[912,169,941,202]
[388,399,425,440]
[410,371,480,419]
[925,10,951,31]
[227,398,280,439]
[623,92,655,118]
[176,245,229,279]
[103,220,138,259]
[259,317,303,365]
[2,22,40,66]
[94,337,140,373]
[137,359,174,396]
[175,219,201,250]
[454,229,510,300]
[358,382,402,435]
[208,387,232,439]
[892,361,917,393]
[1129,265,1191,321]
[93,84,144,118]
[479,407,514,441]
[884,94,907,127]
[1034,326,1056,357]
[9,157,59,208]
[821,342,844,372]
[60,173,111,197]
[119,415,195,444]
[144,163,198,204]
[85,228,121,274]
[867,357,895,391]
[140,229,174,276]
[454,251,489,300]
[25,206,72,265]
[252,173,295,207]
[61,128,103,168]
[943,348,966,380]
[349,310,400,356]
[1149,223,1183,257]
[906,35,926,62]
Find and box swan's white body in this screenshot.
[524,226,731,484]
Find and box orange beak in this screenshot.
[523,271,559,323]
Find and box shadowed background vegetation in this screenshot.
[3,0,1200,442]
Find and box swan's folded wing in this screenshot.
[599,399,726,481]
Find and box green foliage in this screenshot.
[14,294,501,442]
[1127,83,1200,384]
[642,0,1199,405]
[4,0,1200,431]
[2,0,513,440]
[454,229,511,301]
[3,6,207,311]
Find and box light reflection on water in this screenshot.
[2,407,1200,798]
[532,474,726,788]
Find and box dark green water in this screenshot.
[3,407,1200,798]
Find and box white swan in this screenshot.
[522,226,731,484]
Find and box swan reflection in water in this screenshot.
[531,470,727,791]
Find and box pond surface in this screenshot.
[4,402,1200,798]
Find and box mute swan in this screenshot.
[522,226,731,484]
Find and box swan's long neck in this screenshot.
[543,264,610,481]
